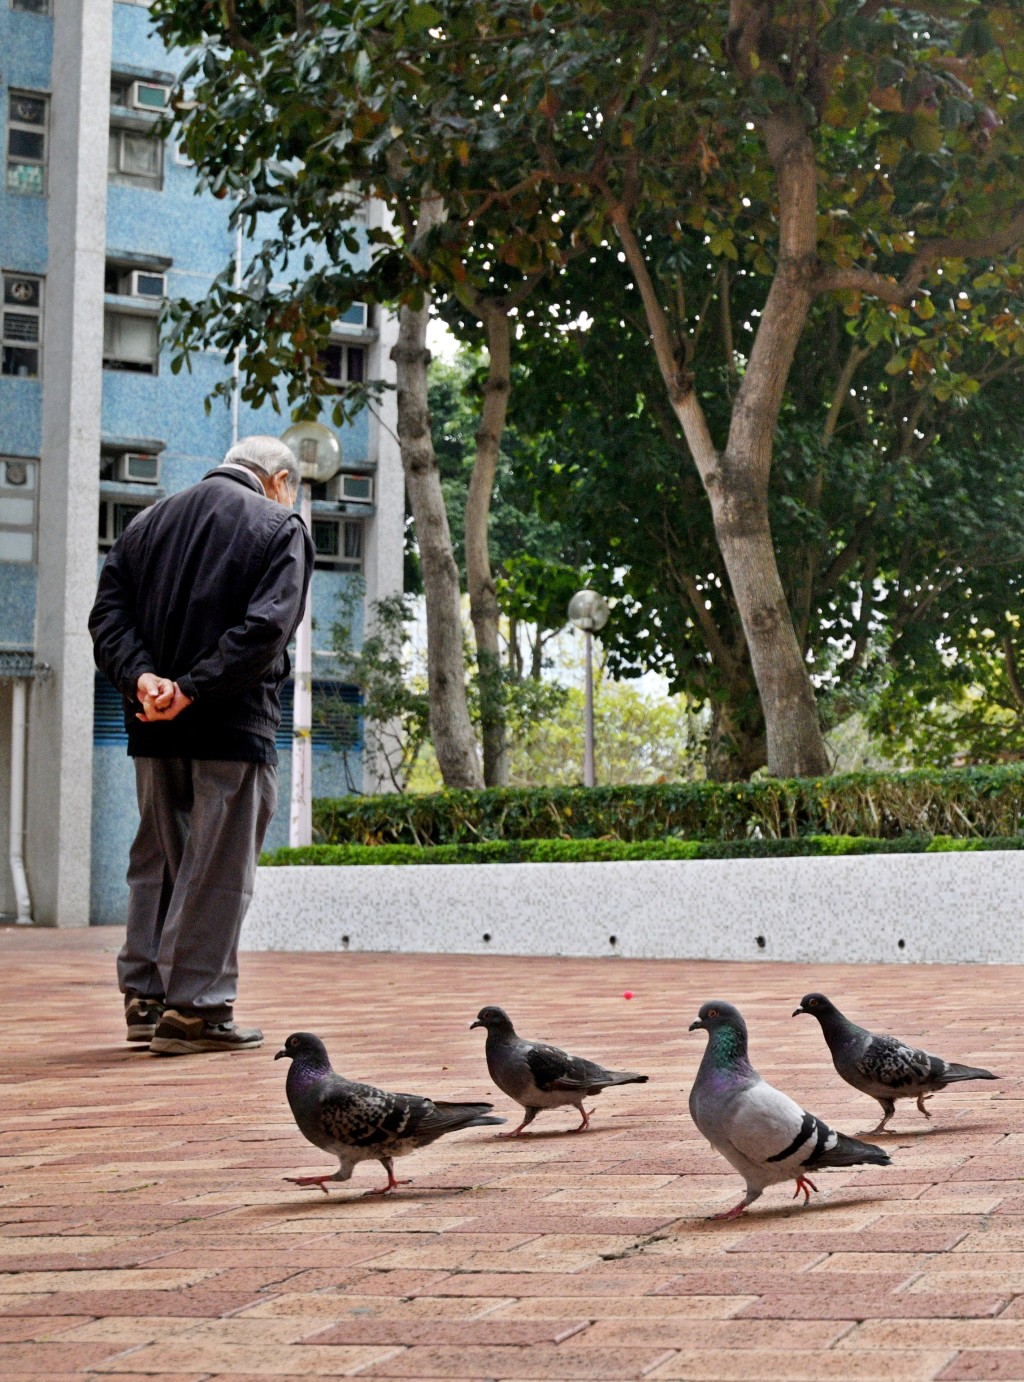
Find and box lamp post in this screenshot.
[280,421,342,846]
[567,589,610,788]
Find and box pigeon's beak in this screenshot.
[469,1020,483,1030]
[792,1006,807,1017]
[688,1018,704,1032]
[274,1049,288,1060]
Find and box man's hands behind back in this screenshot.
[136,672,193,723]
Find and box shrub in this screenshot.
[312,765,1024,847]
[262,833,1024,867]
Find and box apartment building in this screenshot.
[0,0,403,925]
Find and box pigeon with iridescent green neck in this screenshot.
[794,992,998,1134]
[688,1000,891,1220]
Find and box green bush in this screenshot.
[262,833,1024,867]
[312,765,1024,847]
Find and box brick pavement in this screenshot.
[0,925,1021,1381]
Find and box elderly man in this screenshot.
[89,437,314,1055]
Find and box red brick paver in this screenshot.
[1,926,1021,1380]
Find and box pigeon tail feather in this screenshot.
[808,1130,891,1169]
[939,1062,998,1083]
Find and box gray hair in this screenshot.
[223,436,299,488]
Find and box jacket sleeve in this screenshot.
[88,534,156,700]
[175,518,313,704]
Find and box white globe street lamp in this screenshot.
[567,590,609,788]
[280,422,343,847]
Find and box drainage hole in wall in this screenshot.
[341,934,350,949]
[609,935,618,947]
[897,938,906,950]
[755,935,766,950]
[482,932,492,943]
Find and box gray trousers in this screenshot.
[118,757,277,1022]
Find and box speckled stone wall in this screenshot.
[240,853,1024,964]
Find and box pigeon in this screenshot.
[794,992,999,1133]
[688,1000,891,1220]
[470,1004,649,1135]
[275,1031,505,1194]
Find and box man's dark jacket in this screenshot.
[89,467,314,758]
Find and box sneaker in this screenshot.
[125,996,165,1042]
[149,1009,264,1056]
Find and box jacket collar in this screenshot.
[203,464,266,496]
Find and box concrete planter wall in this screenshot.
[241,851,1020,964]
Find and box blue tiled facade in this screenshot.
[1,0,390,925]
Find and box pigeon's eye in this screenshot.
[288,1036,298,1047]
[707,1008,719,1018]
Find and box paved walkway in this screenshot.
[0,927,1020,1381]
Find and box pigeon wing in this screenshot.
[317,1079,429,1149]
[524,1041,589,1091]
[717,1080,822,1171]
[855,1034,937,1091]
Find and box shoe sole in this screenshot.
[149,1036,264,1055]
[127,1024,158,1041]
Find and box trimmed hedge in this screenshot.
[313,765,1024,847]
[263,833,1024,868]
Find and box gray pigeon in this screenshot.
[689,1000,891,1220]
[275,1032,505,1194]
[470,1005,649,1135]
[794,992,998,1133]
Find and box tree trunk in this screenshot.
[609,109,830,778]
[705,694,767,783]
[390,197,482,788]
[465,303,511,786]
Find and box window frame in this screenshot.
[98,496,152,551]
[6,90,48,197]
[1,272,43,379]
[320,340,366,388]
[311,516,364,572]
[0,455,38,564]
[107,122,164,191]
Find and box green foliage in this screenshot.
[407,662,705,791]
[263,832,1024,867]
[312,764,1024,847]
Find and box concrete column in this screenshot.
[26,0,111,925]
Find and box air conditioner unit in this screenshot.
[129,80,171,112]
[115,452,159,484]
[129,269,166,299]
[334,302,369,332]
[327,472,374,504]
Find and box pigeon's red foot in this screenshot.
[497,1119,533,1138]
[793,1175,818,1205]
[285,1174,334,1195]
[917,1093,934,1119]
[708,1200,748,1221]
[573,1107,592,1133]
[365,1174,412,1196]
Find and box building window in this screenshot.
[98,497,150,550]
[0,456,37,563]
[320,341,365,387]
[10,0,51,12]
[6,92,47,195]
[312,517,363,572]
[103,309,159,373]
[1,274,42,378]
[108,125,163,190]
